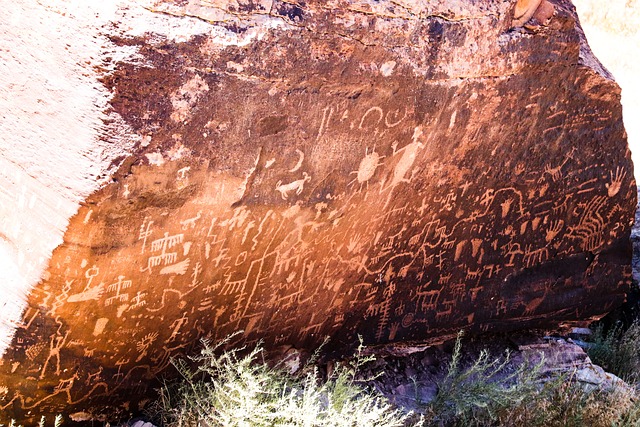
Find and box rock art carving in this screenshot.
[0,0,636,424]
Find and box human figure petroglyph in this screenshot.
[114,358,130,381]
[139,217,154,254]
[169,312,188,342]
[275,172,311,200]
[40,324,70,379]
[83,265,99,291]
[67,265,104,303]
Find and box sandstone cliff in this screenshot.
[0,0,635,423]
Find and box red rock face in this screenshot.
[0,0,635,423]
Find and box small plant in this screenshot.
[420,331,640,426]
[150,334,418,427]
[586,321,640,382]
[423,332,543,426]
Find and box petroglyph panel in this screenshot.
[0,0,636,423]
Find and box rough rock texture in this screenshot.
[0,0,636,423]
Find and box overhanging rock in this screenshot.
[0,0,636,422]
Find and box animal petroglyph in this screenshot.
[180,211,202,230]
[275,173,311,200]
[350,145,384,188]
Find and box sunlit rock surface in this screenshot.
[0,0,635,422]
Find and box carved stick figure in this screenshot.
[40,328,70,379]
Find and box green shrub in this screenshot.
[422,332,543,426]
[586,322,640,382]
[149,335,419,427]
[149,330,640,427]
[422,332,640,427]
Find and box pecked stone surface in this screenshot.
[0,0,636,423]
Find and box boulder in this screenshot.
[0,0,635,422]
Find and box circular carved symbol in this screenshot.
[401,312,414,328]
